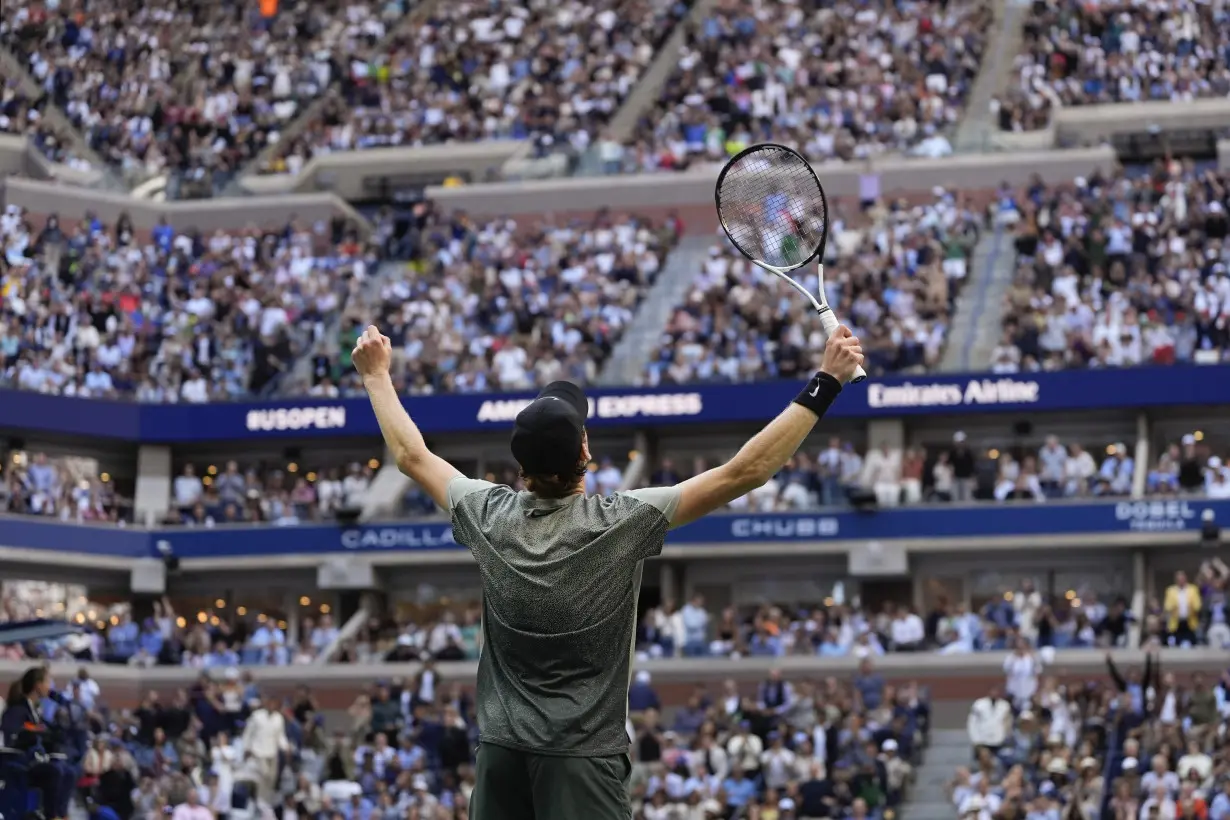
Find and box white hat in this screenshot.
[635,670,651,685]
[1209,456,1223,470]
[703,799,724,815]
[412,775,428,790]
[1182,434,1196,445]
[882,739,899,752]
[1122,757,1139,770]
[954,431,967,443]
[1047,758,1069,774]
[780,798,797,811]
[1080,757,1099,770]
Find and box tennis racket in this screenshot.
[714,142,867,384]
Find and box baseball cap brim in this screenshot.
[510,382,588,476]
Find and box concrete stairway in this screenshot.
[938,225,1015,373]
[597,234,716,387]
[952,0,1031,154]
[900,728,967,820]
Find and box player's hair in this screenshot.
[519,461,587,499]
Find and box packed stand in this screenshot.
[631,573,1204,662]
[0,0,409,194]
[961,644,1230,820]
[0,207,372,402]
[1148,434,1230,499]
[641,430,1138,514]
[0,451,132,523]
[0,72,89,168]
[610,0,991,174]
[995,165,1230,371]
[626,663,928,819]
[645,193,981,385]
[161,456,383,527]
[307,207,680,396]
[996,0,1230,133]
[260,0,694,175]
[0,661,487,820]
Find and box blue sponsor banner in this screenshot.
[2,499,1225,560]
[0,365,1225,442]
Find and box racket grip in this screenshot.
[816,308,868,384]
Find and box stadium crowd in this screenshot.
[996,0,1230,132]
[615,0,992,173]
[260,0,694,175]
[309,208,679,396]
[0,652,932,820]
[0,73,87,168]
[962,645,1230,820]
[0,0,410,193]
[992,165,1230,372]
[0,206,372,403]
[644,191,982,385]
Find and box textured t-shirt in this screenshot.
[448,477,682,757]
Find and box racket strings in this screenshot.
[716,146,828,270]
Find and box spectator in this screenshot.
[1164,571,1202,647]
[967,686,1012,756]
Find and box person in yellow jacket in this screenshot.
[1164,570,1202,646]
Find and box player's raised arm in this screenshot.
[668,327,863,529]
[353,325,461,510]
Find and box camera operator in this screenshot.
[1,665,78,819]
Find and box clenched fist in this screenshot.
[352,325,392,380]
[820,325,865,385]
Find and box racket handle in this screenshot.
[815,307,868,384]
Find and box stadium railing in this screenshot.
[2,649,1224,709]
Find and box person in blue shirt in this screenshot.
[854,659,885,711]
[628,671,660,713]
[1209,779,1230,820]
[106,614,140,663]
[723,763,757,810]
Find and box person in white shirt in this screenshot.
[174,464,204,509]
[1014,579,1042,642]
[760,732,797,791]
[171,789,214,820]
[967,687,1013,753]
[889,608,925,651]
[862,443,903,507]
[679,595,710,657]
[1003,639,1042,710]
[241,696,290,805]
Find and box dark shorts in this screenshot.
[471,741,632,820]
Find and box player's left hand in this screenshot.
[352,325,392,379]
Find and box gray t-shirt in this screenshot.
[448,477,682,757]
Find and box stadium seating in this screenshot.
[995,166,1230,370]
[0,0,410,190]
[0,211,371,402]
[257,0,695,175]
[313,209,679,395]
[614,0,993,173]
[997,0,1230,132]
[644,193,983,384]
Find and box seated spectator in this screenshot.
[622,0,992,172]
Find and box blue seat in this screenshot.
[0,746,43,820]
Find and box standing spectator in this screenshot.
[967,687,1012,756]
[173,465,203,511]
[1037,436,1067,497]
[1003,638,1042,710]
[951,432,976,501]
[170,789,212,820]
[863,444,903,508]
[680,595,710,658]
[242,695,289,806]
[1164,571,1202,646]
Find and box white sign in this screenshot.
[867,378,1041,410]
[1114,501,1198,532]
[731,516,840,539]
[476,393,703,423]
[246,406,347,432]
[341,527,456,550]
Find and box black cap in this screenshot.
[510,381,588,476]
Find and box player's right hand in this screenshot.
[352,325,393,380]
[820,325,864,384]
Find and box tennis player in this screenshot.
[351,324,864,820]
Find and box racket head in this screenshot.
[715,143,830,271]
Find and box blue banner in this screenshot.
[2,499,1224,561]
[0,365,1226,442]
